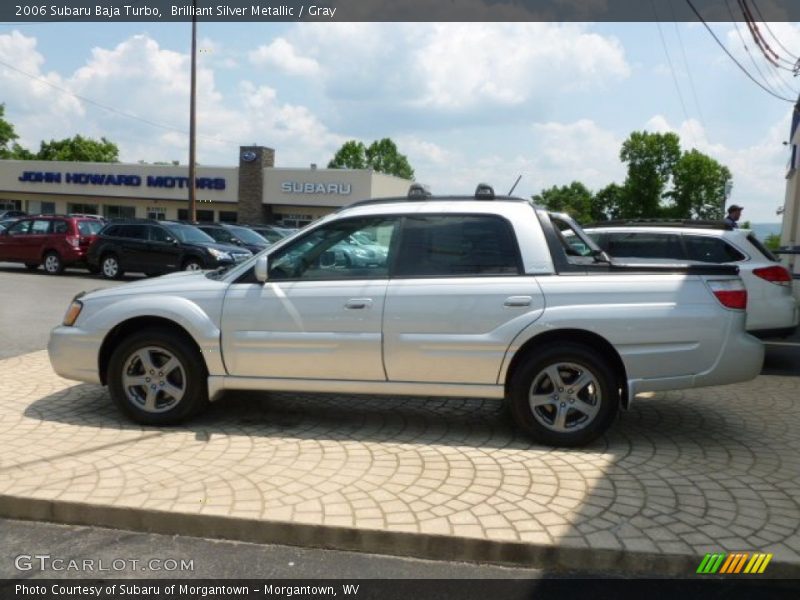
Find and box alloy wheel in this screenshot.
[528,362,601,433]
[121,346,186,413]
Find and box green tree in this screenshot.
[364,138,415,180]
[34,134,119,162]
[328,140,367,170]
[764,233,782,251]
[329,138,415,180]
[0,103,21,159]
[618,131,681,218]
[667,149,731,219]
[533,181,595,224]
[592,183,624,221]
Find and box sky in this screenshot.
[1,20,799,223]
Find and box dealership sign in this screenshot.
[281,181,352,195]
[17,171,226,190]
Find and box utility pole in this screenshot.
[188,0,197,222]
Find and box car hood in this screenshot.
[81,270,223,300]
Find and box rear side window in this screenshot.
[77,220,103,236]
[394,215,521,277]
[684,235,746,263]
[53,220,68,234]
[603,232,684,260]
[118,225,146,240]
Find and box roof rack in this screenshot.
[344,183,526,210]
[584,219,734,231]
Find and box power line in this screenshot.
[685,0,796,103]
[739,0,797,70]
[668,0,707,131]
[652,0,697,146]
[723,0,798,99]
[748,0,800,62]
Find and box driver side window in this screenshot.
[269,217,398,280]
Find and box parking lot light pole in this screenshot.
[188,0,197,223]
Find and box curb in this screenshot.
[1,494,798,578]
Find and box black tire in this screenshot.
[100,253,124,279]
[43,251,64,275]
[507,343,619,447]
[107,329,208,425]
[182,258,203,271]
[24,263,39,271]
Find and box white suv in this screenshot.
[584,221,799,338]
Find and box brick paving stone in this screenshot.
[1,351,799,574]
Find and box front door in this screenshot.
[221,216,399,381]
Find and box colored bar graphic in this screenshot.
[697,552,773,575]
[719,553,736,574]
[733,553,749,573]
[757,554,773,574]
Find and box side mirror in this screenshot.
[254,255,269,283]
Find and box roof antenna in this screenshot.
[507,174,522,196]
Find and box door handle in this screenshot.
[504,296,532,307]
[345,298,373,309]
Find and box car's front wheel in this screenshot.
[183,258,203,271]
[508,343,619,447]
[108,329,208,425]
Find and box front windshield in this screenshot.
[164,223,216,244]
[230,226,268,245]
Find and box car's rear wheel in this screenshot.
[108,329,208,425]
[101,254,123,279]
[24,263,39,271]
[508,343,619,447]
[183,258,203,271]
[43,251,64,275]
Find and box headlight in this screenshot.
[207,248,232,260]
[62,300,83,326]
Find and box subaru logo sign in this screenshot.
[241,150,257,162]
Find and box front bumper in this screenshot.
[48,326,102,384]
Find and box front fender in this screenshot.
[84,295,225,376]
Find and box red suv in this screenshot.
[0,215,105,274]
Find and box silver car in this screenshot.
[49,190,763,446]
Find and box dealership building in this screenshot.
[0,146,412,227]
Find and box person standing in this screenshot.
[724,204,743,229]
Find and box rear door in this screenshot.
[382,214,545,384]
[116,224,149,271]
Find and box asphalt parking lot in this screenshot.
[1,262,799,578]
